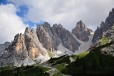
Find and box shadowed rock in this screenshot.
[72,20,93,42]
[92,8,114,43]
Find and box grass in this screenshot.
[77,51,90,59]
[49,51,90,66]
[53,64,66,76]
[71,51,90,60]
[56,64,66,72]
[101,37,110,45]
[47,51,55,58]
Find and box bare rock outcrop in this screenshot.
[0,27,50,67]
[37,22,80,52]
[92,8,114,43]
[72,20,93,42]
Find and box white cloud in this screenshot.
[0,4,27,43]
[8,0,114,31]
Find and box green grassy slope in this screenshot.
[77,51,89,59]
[101,37,110,45]
[62,41,114,75]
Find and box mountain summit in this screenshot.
[92,8,114,43]
[72,20,93,42]
[0,27,50,67]
[37,22,80,52]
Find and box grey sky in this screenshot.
[0,0,114,43]
[9,0,114,31]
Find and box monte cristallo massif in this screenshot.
[0,7,114,76]
[0,8,114,69]
[0,20,94,67]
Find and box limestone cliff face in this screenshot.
[25,27,49,60]
[90,8,114,56]
[72,20,93,42]
[37,22,57,52]
[0,27,50,67]
[52,24,80,52]
[92,8,114,43]
[37,22,80,52]
[13,33,28,60]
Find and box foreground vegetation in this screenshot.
[0,65,50,76]
[62,41,114,75]
[101,37,111,45]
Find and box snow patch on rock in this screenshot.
[35,54,50,64]
[73,34,93,55]
[54,34,93,57]
[54,44,74,57]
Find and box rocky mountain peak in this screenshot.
[37,23,80,52]
[76,20,86,30]
[92,8,114,43]
[12,33,26,53]
[42,22,51,29]
[0,27,50,67]
[53,23,64,29]
[52,24,66,32]
[25,27,31,33]
[31,28,36,34]
[37,24,55,52]
[112,8,114,11]
[72,20,92,42]
[109,8,114,16]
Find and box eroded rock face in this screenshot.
[24,27,49,60]
[37,23,56,52]
[0,27,50,67]
[52,24,80,52]
[92,8,114,43]
[37,22,80,52]
[92,22,105,43]
[24,27,40,59]
[97,24,114,56]
[72,20,93,42]
[0,33,29,67]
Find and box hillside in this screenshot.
[62,41,114,75]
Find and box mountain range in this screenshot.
[0,7,114,76]
[0,20,93,67]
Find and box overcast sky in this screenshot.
[0,0,114,43]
